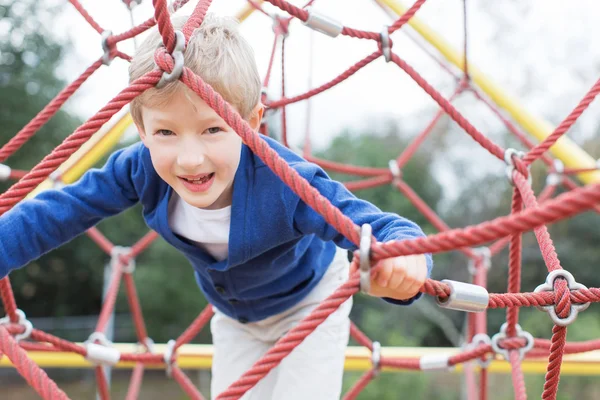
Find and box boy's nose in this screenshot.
[177,148,205,170]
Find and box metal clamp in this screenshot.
[164,339,177,377]
[0,163,11,181]
[467,333,492,369]
[371,341,381,376]
[420,354,451,371]
[388,160,401,182]
[101,30,113,66]
[0,309,33,342]
[380,26,392,62]
[534,269,590,326]
[546,159,564,187]
[435,280,489,313]
[467,246,491,275]
[491,323,533,361]
[157,30,185,89]
[504,148,531,186]
[359,224,373,294]
[303,6,343,38]
[85,332,120,366]
[111,246,135,274]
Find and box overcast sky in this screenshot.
[43,0,600,201]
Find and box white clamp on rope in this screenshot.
[303,6,343,38]
[435,280,489,313]
[467,246,491,276]
[504,148,531,186]
[111,246,135,274]
[359,223,373,294]
[164,339,177,377]
[420,353,452,371]
[534,269,590,326]
[490,323,533,362]
[85,332,121,366]
[380,26,392,62]
[157,30,185,89]
[0,163,11,182]
[388,160,401,183]
[546,159,564,187]
[371,341,381,376]
[0,309,33,342]
[466,333,493,369]
[101,30,113,66]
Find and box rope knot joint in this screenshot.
[379,26,392,62]
[101,30,115,66]
[491,323,533,361]
[0,309,33,342]
[156,30,186,89]
[534,269,589,326]
[504,148,530,186]
[466,333,492,369]
[111,245,136,274]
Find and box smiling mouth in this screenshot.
[180,173,214,184]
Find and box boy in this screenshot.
[0,13,431,399]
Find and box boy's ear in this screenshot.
[248,103,265,132]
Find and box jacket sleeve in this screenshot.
[292,162,433,305]
[0,145,142,278]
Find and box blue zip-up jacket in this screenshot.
[0,137,432,322]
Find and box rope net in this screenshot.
[1,0,600,399]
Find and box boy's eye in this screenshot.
[207,127,222,134]
[156,129,174,136]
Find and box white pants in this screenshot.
[210,247,353,400]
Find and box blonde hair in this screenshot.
[129,13,261,127]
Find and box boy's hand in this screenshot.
[368,254,428,301]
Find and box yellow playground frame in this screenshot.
[9,0,600,375]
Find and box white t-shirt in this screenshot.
[167,192,230,261]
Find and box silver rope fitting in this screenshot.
[0,163,11,182]
[359,224,373,294]
[435,280,489,313]
[388,159,401,183]
[371,341,381,376]
[380,26,392,62]
[467,246,491,276]
[534,269,589,326]
[490,323,533,362]
[303,6,343,38]
[111,246,135,274]
[164,339,177,377]
[466,333,492,369]
[101,30,113,66]
[85,332,121,366]
[0,309,33,342]
[504,148,531,187]
[157,30,185,89]
[546,159,564,187]
[419,354,451,371]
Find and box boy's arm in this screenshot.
[292,163,432,305]
[0,145,142,278]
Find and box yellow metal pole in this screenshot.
[378,0,600,184]
[3,344,600,375]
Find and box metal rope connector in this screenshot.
[371,341,381,376]
[101,30,114,66]
[359,224,373,294]
[380,26,392,62]
[111,246,135,274]
[435,280,489,313]
[0,163,11,182]
[420,353,451,371]
[303,6,343,38]
[546,159,564,187]
[164,339,177,377]
[85,332,121,366]
[534,269,590,326]
[491,323,533,362]
[467,246,491,275]
[504,148,531,186]
[466,333,492,369]
[388,159,401,183]
[157,30,186,89]
[0,309,33,342]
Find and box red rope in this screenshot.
[153,0,177,53]
[69,0,104,34]
[125,363,145,400]
[508,351,527,400]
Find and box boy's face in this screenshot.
[136,87,262,210]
